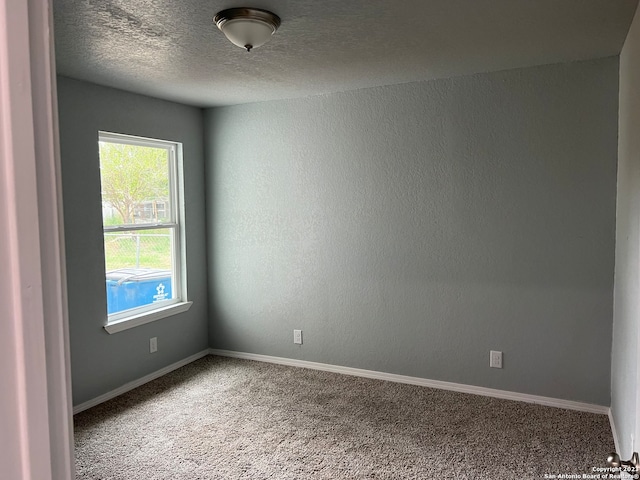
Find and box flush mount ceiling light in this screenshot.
[214,7,281,52]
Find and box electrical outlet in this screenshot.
[293,329,303,345]
[490,350,502,368]
[150,337,158,353]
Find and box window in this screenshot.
[99,132,191,333]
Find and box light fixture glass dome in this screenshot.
[214,8,281,52]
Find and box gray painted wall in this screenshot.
[57,77,209,405]
[205,58,619,406]
[612,5,640,458]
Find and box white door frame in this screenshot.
[0,0,73,479]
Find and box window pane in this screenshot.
[103,228,174,315]
[99,142,172,226]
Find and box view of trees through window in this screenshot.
[99,136,178,316]
[100,142,170,226]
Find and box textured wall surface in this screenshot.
[206,58,618,405]
[612,4,640,458]
[57,77,209,405]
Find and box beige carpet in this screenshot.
[74,355,614,479]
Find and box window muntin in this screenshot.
[98,132,183,322]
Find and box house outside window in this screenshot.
[98,132,191,333]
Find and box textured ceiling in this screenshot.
[53,0,638,107]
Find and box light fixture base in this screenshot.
[214,8,281,51]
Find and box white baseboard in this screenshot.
[210,348,609,415]
[73,347,611,417]
[73,349,210,414]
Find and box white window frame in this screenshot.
[99,131,191,334]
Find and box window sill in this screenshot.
[104,301,193,334]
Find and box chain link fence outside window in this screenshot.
[103,230,171,271]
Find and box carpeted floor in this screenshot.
[74,355,614,479]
